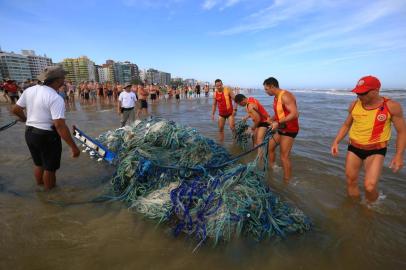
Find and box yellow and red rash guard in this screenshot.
[246,97,270,122]
[273,91,299,133]
[215,87,233,117]
[349,98,391,147]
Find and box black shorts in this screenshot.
[175,94,180,99]
[140,99,148,109]
[151,94,157,100]
[25,126,62,171]
[348,145,387,160]
[258,122,270,128]
[84,93,90,100]
[278,130,298,138]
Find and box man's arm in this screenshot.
[53,119,80,158]
[11,105,27,122]
[211,95,217,120]
[388,100,406,172]
[331,102,355,156]
[117,94,122,114]
[228,88,238,114]
[247,104,261,130]
[279,92,299,124]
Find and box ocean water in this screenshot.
[0,89,405,270]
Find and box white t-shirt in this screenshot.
[16,85,65,131]
[118,91,136,108]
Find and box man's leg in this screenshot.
[228,114,236,135]
[34,166,44,185]
[279,135,295,181]
[268,133,280,168]
[218,116,226,142]
[121,110,129,127]
[43,170,56,190]
[363,154,385,203]
[129,109,135,124]
[255,127,267,167]
[345,151,363,199]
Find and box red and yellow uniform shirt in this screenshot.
[215,87,233,117]
[273,91,299,133]
[349,98,391,146]
[246,97,270,123]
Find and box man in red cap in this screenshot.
[331,75,406,203]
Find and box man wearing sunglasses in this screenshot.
[331,75,406,203]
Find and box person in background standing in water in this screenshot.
[137,83,149,118]
[175,87,181,103]
[149,84,157,104]
[211,79,237,142]
[11,66,80,190]
[3,79,20,104]
[331,75,406,203]
[106,82,113,103]
[204,84,210,97]
[113,83,118,102]
[263,77,299,182]
[67,80,75,104]
[97,82,104,100]
[183,85,188,99]
[118,84,136,127]
[195,84,201,98]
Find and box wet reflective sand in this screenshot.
[1,91,405,270]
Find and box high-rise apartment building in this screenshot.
[0,50,32,82]
[113,61,140,84]
[159,71,171,85]
[21,50,53,79]
[62,56,96,84]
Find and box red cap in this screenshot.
[351,75,381,94]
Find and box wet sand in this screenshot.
[0,92,405,270]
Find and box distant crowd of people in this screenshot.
[1,78,245,107]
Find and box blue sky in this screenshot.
[1,0,405,88]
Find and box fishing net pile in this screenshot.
[234,120,253,149]
[97,117,310,247]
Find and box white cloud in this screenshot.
[215,0,406,35]
[202,0,242,11]
[243,0,406,60]
[202,0,218,10]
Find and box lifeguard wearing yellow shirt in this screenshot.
[331,75,406,203]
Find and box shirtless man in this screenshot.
[137,83,149,118]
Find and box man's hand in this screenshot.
[271,121,279,131]
[331,142,339,157]
[389,154,404,172]
[211,114,215,121]
[71,145,80,158]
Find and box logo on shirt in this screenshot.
[377,114,387,122]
